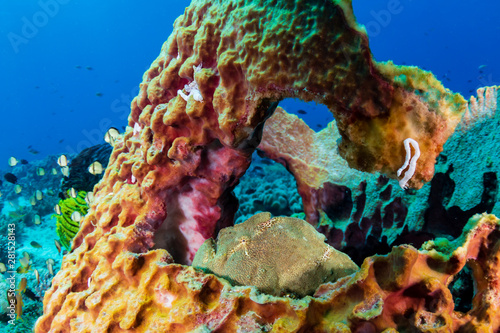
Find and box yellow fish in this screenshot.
[8,211,24,219]
[36,167,45,176]
[71,211,82,222]
[57,154,68,167]
[85,192,94,205]
[16,293,23,320]
[14,185,22,194]
[61,166,70,177]
[8,157,18,167]
[34,269,39,286]
[35,190,43,200]
[17,277,27,294]
[104,127,120,147]
[16,265,31,274]
[88,161,103,175]
[17,255,31,273]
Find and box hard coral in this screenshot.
[234,160,303,224]
[193,212,358,297]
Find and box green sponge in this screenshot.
[193,212,358,297]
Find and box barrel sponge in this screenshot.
[192,212,359,297]
[35,0,472,330]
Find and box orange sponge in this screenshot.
[35,0,473,331]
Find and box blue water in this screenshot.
[0,0,499,167]
[0,0,191,166]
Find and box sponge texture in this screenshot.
[193,212,359,297]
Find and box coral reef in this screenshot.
[61,144,111,193]
[35,0,479,331]
[0,155,63,268]
[0,155,64,219]
[233,158,303,224]
[193,212,358,297]
[4,298,43,333]
[34,271,54,301]
[0,154,84,331]
[0,274,9,318]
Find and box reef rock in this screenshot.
[193,212,358,297]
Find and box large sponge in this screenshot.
[193,212,358,297]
